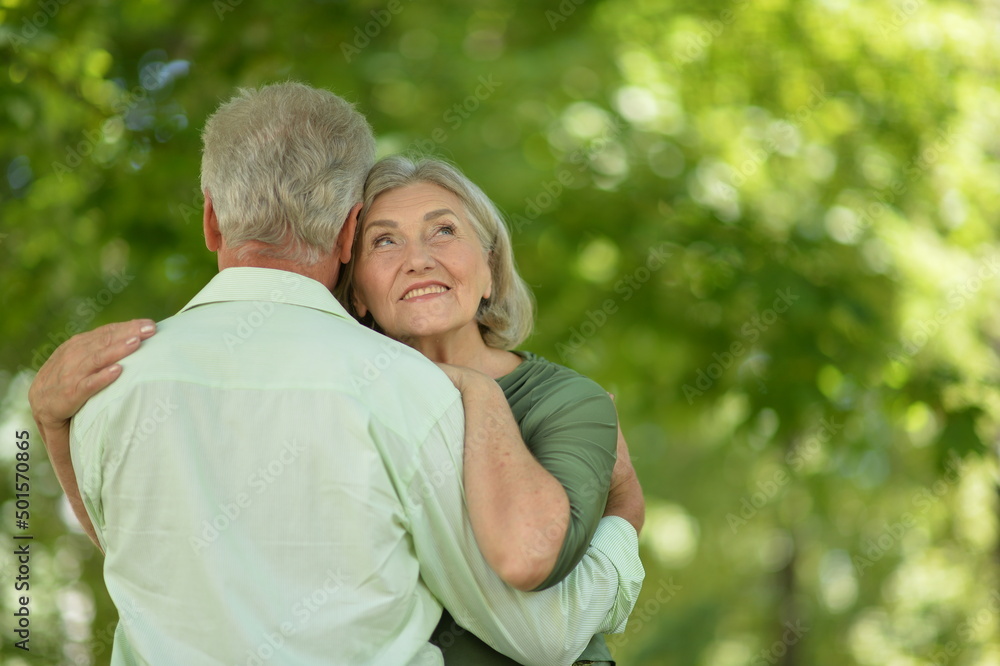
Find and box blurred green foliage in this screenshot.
[1,0,999,664]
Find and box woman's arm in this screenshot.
[437,363,570,591]
[28,319,156,549]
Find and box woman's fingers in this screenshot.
[73,319,156,376]
[77,363,124,402]
[434,362,464,388]
[29,319,157,428]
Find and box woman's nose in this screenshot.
[402,241,436,273]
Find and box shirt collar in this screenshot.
[179,267,353,320]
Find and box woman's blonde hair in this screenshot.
[336,156,534,350]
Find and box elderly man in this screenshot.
[28,82,644,665]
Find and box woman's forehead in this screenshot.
[371,182,459,210]
[364,183,469,228]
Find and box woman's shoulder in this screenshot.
[504,351,611,404]
[504,351,617,453]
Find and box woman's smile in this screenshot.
[352,182,493,347]
[401,282,451,301]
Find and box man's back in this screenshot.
[72,268,458,665]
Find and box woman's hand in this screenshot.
[433,361,489,393]
[27,318,156,551]
[29,319,157,437]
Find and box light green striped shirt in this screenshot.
[71,267,643,666]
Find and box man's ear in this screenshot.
[335,202,363,264]
[203,189,222,252]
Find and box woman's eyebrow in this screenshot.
[363,219,398,234]
[424,208,457,221]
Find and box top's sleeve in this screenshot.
[391,395,644,666]
[524,377,618,590]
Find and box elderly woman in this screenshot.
[336,155,636,665]
[29,156,644,666]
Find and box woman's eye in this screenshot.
[436,224,456,236]
[372,235,395,248]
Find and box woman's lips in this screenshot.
[401,284,450,301]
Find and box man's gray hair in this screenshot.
[336,155,535,350]
[200,82,376,265]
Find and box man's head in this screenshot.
[200,82,375,275]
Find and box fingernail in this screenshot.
[125,336,139,345]
[108,364,122,374]
[140,324,155,334]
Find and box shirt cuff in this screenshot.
[590,516,645,635]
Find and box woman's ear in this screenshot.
[353,294,368,318]
[484,250,494,300]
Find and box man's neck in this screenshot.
[217,243,340,291]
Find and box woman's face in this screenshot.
[351,182,493,343]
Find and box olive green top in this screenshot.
[431,351,620,664]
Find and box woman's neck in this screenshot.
[404,324,521,379]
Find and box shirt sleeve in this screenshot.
[69,409,109,552]
[522,378,618,591]
[391,395,644,666]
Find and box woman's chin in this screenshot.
[387,326,444,346]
